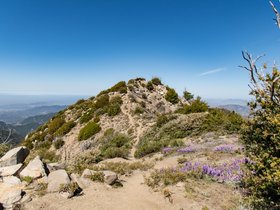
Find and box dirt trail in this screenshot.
[121,105,145,158]
[23,172,195,210]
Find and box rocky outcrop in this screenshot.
[0,147,29,167]
[0,164,23,177]
[47,169,70,193]
[19,156,46,179]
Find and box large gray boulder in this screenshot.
[0,183,22,209]
[0,164,23,177]
[46,162,65,173]
[0,147,29,167]
[47,169,70,193]
[70,173,90,189]
[19,156,46,179]
[103,170,118,185]
[3,176,21,186]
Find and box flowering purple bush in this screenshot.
[177,146,195,153]
[214,144,235,153]
[162,147,174,154]
[179,158,249,182]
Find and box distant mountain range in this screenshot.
[218,104,250,117]
[0,103,68,145]
[0,105,67,124]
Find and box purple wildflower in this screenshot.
[214,144,235,153]
[162,147,174,154]
[177,146,195,153]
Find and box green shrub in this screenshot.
[146,81,154,91]
[55,121,76,136]
[0,144,9,158]
[97,89,110,97]
[91,161,153,175]
[177,97,208,114]
[151,77,162,86]
[75,99,85,105]
[183,90,194,101]
[145,169,188,188]
[78,122,101,141]
[241,67,280,208]
[109,81,127,94]
[35,140,52,150]
[110,95,123,105]
[48,116,65,134]
[21,176,33,184]
[135,114,204,158]
[59,182,80,195]
[107,103,121,116]
[88,172,104,182]
[80,112,93,124]
[156,115,169,127]
[105,95,122,116]
[128,79,135,85]
[133,106,145,115]
[53,138,65,149]
[37,149,59,163]
[95,94,109,109]
[142,93,147,99]
[201,108,243,134]
[165,88,179,104]
[100,131,131,159]
[93,116,100,123]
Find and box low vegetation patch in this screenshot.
[95,94,110,109]
[146,81,154,91]
[59,182,81,196]
[21,176,33,184]
[177,97,208,114]
[135,114,204,158]
[92,161,153,175]
[99,130,132,159]
[88,171,105,182]
[55,120,76,136]
[0,144,9,158]
[109,81,127,94]
[80,111,94,124]
[151,77,162,86]
[48,116,66,134]
[165,87,179,104]
[53,138,65,149]
[78,122,101,141]
[146,158,246,189]
[133,106,145,115]
[201,108,243,134]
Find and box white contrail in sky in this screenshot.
[199,68,225,76]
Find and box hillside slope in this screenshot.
[6,78,246,210]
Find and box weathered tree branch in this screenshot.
[269,1,280,29]
[239,51,265,84]
[1,129,12,145]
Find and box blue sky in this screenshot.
[0,0,279,99]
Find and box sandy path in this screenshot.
[23,172,191,210]
[121,105,145,158]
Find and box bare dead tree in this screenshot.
[1,129,13,145]
[239,50,280,106]
[238,50,265,84]
[269,1,280,29]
